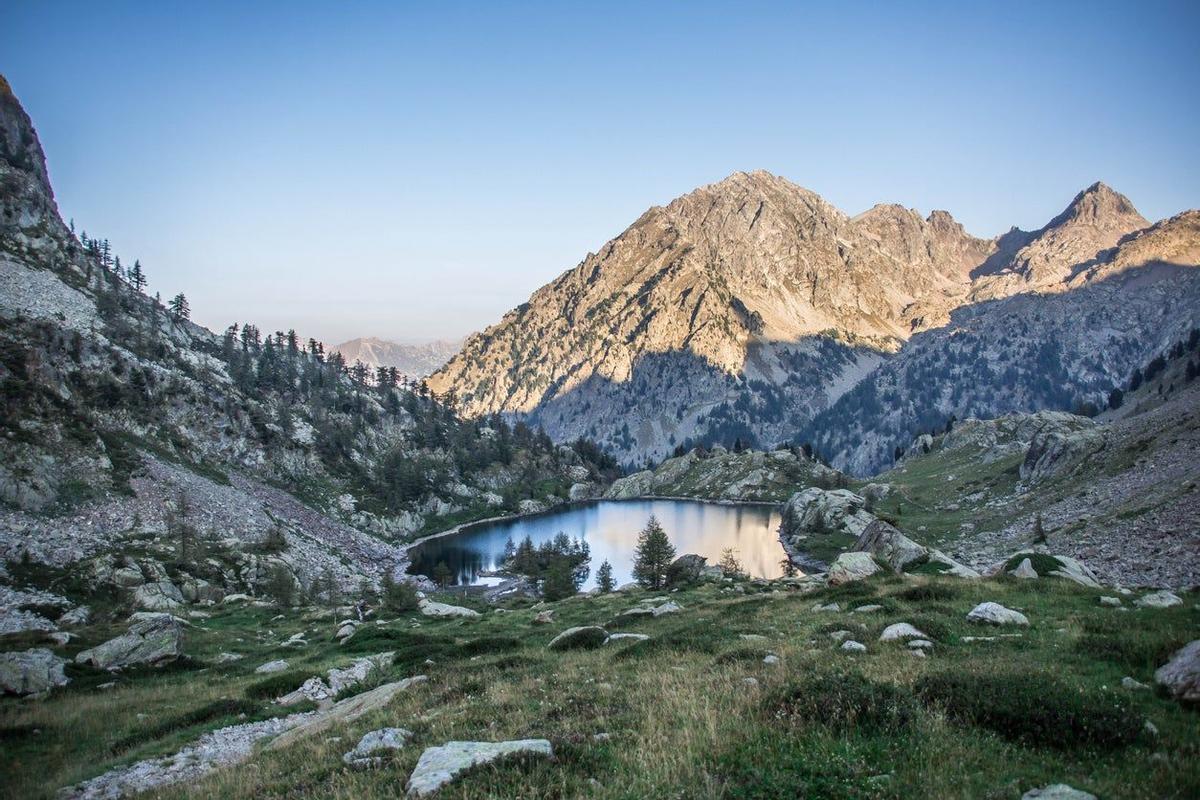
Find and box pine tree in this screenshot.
[168,292,190,321]
[718,548,744,578]
[432,561,453,588]
[632,515,675,590]
[129,259,147,293]
[596,559,615,593]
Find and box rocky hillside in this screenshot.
[429,172,1199,468]
[0,76,616,607]
[330,337,460,379]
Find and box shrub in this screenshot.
[713,646,771,665]
[1075,631,1188,673]
[915,671,1141,749]
[766,672,918,734]
[244,671,312,700]
[457,635,523,657]
[381,573,420,613]
[895,583,961,602]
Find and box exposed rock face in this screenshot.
[853,519,927,572]
[1154,639,1200,704]
[329,337,460,379]
[75,615,184,670]
[406,739,554,797]
[132,581,185,611]
[343,727,414,769]
[0,648,68,695]
[1021,427,1106,484]
[431,170,1198,467]
[782,488,875,540]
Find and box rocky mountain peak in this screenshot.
[0,75,69,255]
[1049,181,1146,230]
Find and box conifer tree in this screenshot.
[168,292,190,321]
[632,515,675,589]
[129,259,147,293]
[596,559,615,593]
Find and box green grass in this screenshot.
[1,575,1196,800]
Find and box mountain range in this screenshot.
[429,170,1200,471]
[330,337,460,379]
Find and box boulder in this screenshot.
[841,640,867,653]
[924,549,980,578]
[180,578,224,605]
[604,633,649,644]
[343,727,414,769]
[417,599,481,618]
[532,610,555,625]
[827,552,881,586]
[132,581,185,612]
[879,623,928,642]
[1021,785,1097,800]
[1043,555,1101,588]
[568,482,594,502]
[1135,590,1183,609]
[517,499,548,515]
[59,606,91,626]
[1009,558,1038,579]
[966,602,1029,626]
[406,739,553,797]
[1021,426,1105,484]
[651,601,682,617]
[1154,639,1200,704]
[76,615,184,670]
[1098,596,1122,607]
[255,659,290,674]
[853,520,927,572]
[269,676,428,751]
[781,488,876,541]
[666,554,708,585]
[279,652,395,706]
[0,648,68,695]
[547,626,608,651]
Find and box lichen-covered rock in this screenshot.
[75,615,184,670]
[405,739,553,797]
[0,648,68,695]
[547,626,608,651]
[1135,590,1183,609]
[827,552,881,585]
[879,623,928,642]
[1154,639,1200,704]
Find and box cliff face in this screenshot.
[430,170,1198,466]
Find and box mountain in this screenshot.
[0,77,616,597]
[429,172,1200,468]
[330,336,460,378]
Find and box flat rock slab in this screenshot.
[270,676,427,751]
[405,739,553,797]
[1135,590,1183,609]
[418,599,481,618]
[1022,785,1097,800]
[966,602,1029,626]
[605,633,649,644]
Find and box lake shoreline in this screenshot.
[401,496,787,586]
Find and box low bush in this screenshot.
[765,672,918,734]
[915,670,1142,750]
[244,670,312,700]
[895,583,961,602]
[456,635,523,657]
[713,646,770,665]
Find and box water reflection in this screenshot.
[406,499,785,589]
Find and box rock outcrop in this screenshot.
[75,615,184,670]
[406,739,554,797]
[0,648,68,695]
[1154,639,1200,704]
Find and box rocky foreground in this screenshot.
[1,563,1197,799]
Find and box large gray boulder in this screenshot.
[781,488,876,540]
[547,626,608,651]
[1020,425,1105,484]
[417,598,481,618]
[853,520,927,572]
[1154,639,1200,705]
[666,554,708,584]
[1021,785,1097,800]
[132,581,185,611]
[76,614,184,670]
[1135,590,1183,609]
[406,739,553,797]
[827,552,881,585]
[0,648,68,695]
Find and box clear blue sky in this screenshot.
[4,1,1198,344]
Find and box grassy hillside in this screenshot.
[3,571,1196,799]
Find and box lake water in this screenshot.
[405,498,786,589]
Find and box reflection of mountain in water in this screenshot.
[406,499,784,589]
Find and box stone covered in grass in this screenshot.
[547,626,608,651]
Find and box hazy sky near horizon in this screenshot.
[4,1,1199,344]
